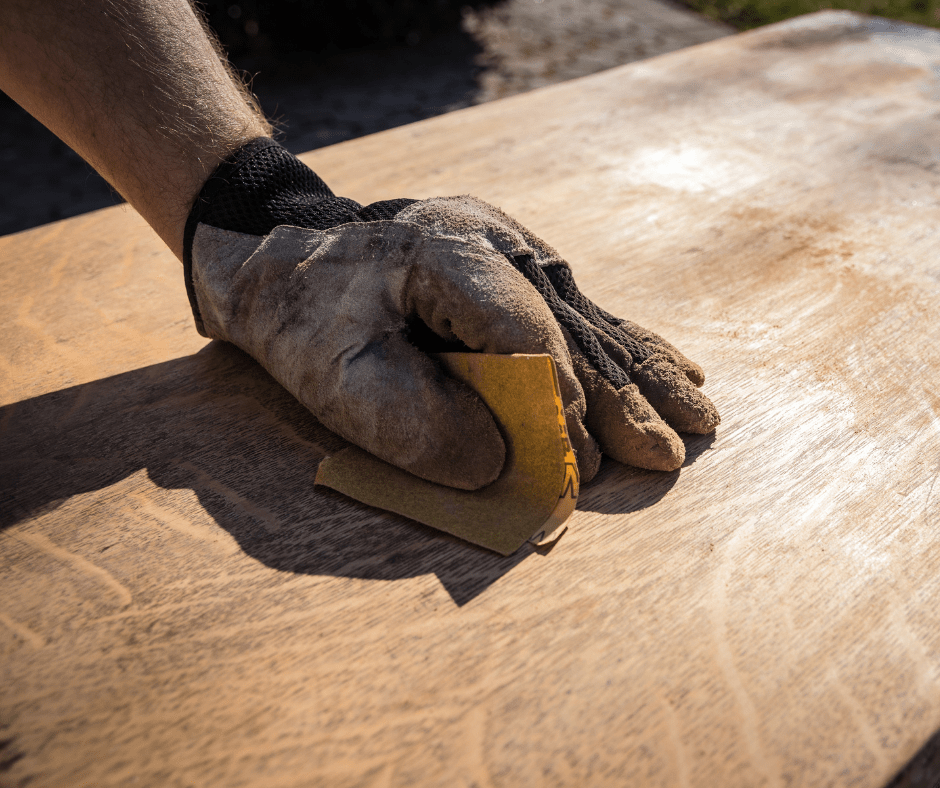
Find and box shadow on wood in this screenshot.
[884,726,940,788]
[576,433,713,515]
[1,341,686,605]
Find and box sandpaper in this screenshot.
[315,353,579,555]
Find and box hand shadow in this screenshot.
[1,342,701,605]
[883,725,940,788]
[1,343,532,605]
[577,433,715,515]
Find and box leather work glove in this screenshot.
[183,138,719,490]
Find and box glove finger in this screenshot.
[405,235,602,482]
[566,335,685,471]
[564,402,602,484]
[563,309,717,436]
[631,354,720,434]
[611,318,706,387]
[542,262,706,386]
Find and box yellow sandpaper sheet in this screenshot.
[315,353,579,555]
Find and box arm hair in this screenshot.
[0,0,273,258]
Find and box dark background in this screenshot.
[0,0,732,236]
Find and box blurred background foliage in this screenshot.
[677,0,939,30]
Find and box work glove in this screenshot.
[183,138,719,490]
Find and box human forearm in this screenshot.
[0,0,270,258]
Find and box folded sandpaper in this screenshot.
[315,353,579,555]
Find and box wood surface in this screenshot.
[3,11,940,787]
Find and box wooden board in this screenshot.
[2,11,940,787]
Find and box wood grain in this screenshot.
[3,11,940,787]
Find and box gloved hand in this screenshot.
[183,138,719,490]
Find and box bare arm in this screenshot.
[0,0,271,259]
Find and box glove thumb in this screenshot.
[328,331,507,490]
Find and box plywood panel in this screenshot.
[2,11,940,787]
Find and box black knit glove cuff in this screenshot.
[182,137,417,334]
